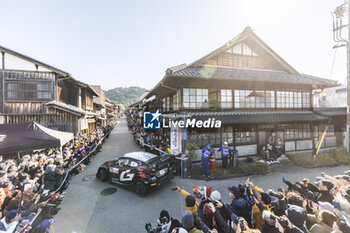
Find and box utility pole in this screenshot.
[348,0,350,153]
[332,0,350,152]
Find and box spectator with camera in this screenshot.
[173,186,200,215]
[158,210,182,233]
[145,210,182,233]
[157,168,350,233]
[227,186,252,228]
[244,178,271,232]
[208,190,237,226]
[261,210,303,233]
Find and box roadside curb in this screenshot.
[188,171,271,181]
[291,163,341,169]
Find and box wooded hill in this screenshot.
[105,86,147,108]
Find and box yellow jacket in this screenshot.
[251,186,271,231]
[179,189,199,215]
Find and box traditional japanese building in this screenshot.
[105,100,119,126]
[143,27,341,158]
[91,85,107,128]
[0,45,98,134]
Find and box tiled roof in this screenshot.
[169,66,337,87]
[313,107,346,116]
[163,111,328,124]
[46,101,85,116]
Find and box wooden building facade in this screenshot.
[143,27,340,159]
[0,45,98,134]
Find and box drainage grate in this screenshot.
[82,175,96,182]
[101,187,117,196]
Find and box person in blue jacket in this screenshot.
[218,142,232,169]
[201,144,213,178]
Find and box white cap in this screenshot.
[210,190,221,201]
[172,227,188,233]
[224,142,228,145]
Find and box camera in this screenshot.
[269,190,284,200]
[237,217,247,231]
[145,223,161,233]
[159,216,168,225]
[193,189,203,199]
[270,215,288,228]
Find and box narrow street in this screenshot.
[55,117,350,233]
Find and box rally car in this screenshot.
[96,151,175,197]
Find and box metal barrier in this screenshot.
[137,138,169,156]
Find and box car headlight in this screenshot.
[151,176,157,181]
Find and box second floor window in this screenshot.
[220,89,232,109]
[162,97,170,112]
[234,90,275,109]
[277,91,310,109]
[183,88,208,109]
[5,80,52,101]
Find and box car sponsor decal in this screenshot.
[109,167,119,174]
[159,168,168,176]
[120,170,135,181]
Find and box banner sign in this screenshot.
[170,124,182,155]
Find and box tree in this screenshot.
[105,86,148,107]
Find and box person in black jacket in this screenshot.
[157,210,182,233]
[261,210,304,233]
[307,180,334,204]
[227,186,252,227]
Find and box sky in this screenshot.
[0,0,348,90]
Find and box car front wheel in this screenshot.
[135,182,147,197]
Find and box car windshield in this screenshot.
[146,157,160,164]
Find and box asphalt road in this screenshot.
[54,117,350,233]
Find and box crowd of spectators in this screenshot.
[127,114,171,156]
[259,132,285,165]
[147,171,350,233]
[0,125,113,233]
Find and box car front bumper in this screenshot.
[147,167,175,189]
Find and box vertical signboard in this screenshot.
[171,124,182,155]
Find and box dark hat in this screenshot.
[181,211,194,230]
[185,195,196,207]
[286,205,307,232]
[261,192,271,205]
[228,186,241,197]
[231,213,239,224]
[322,180,334,191]
[160,210,169,219]
[6,210,18,220]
